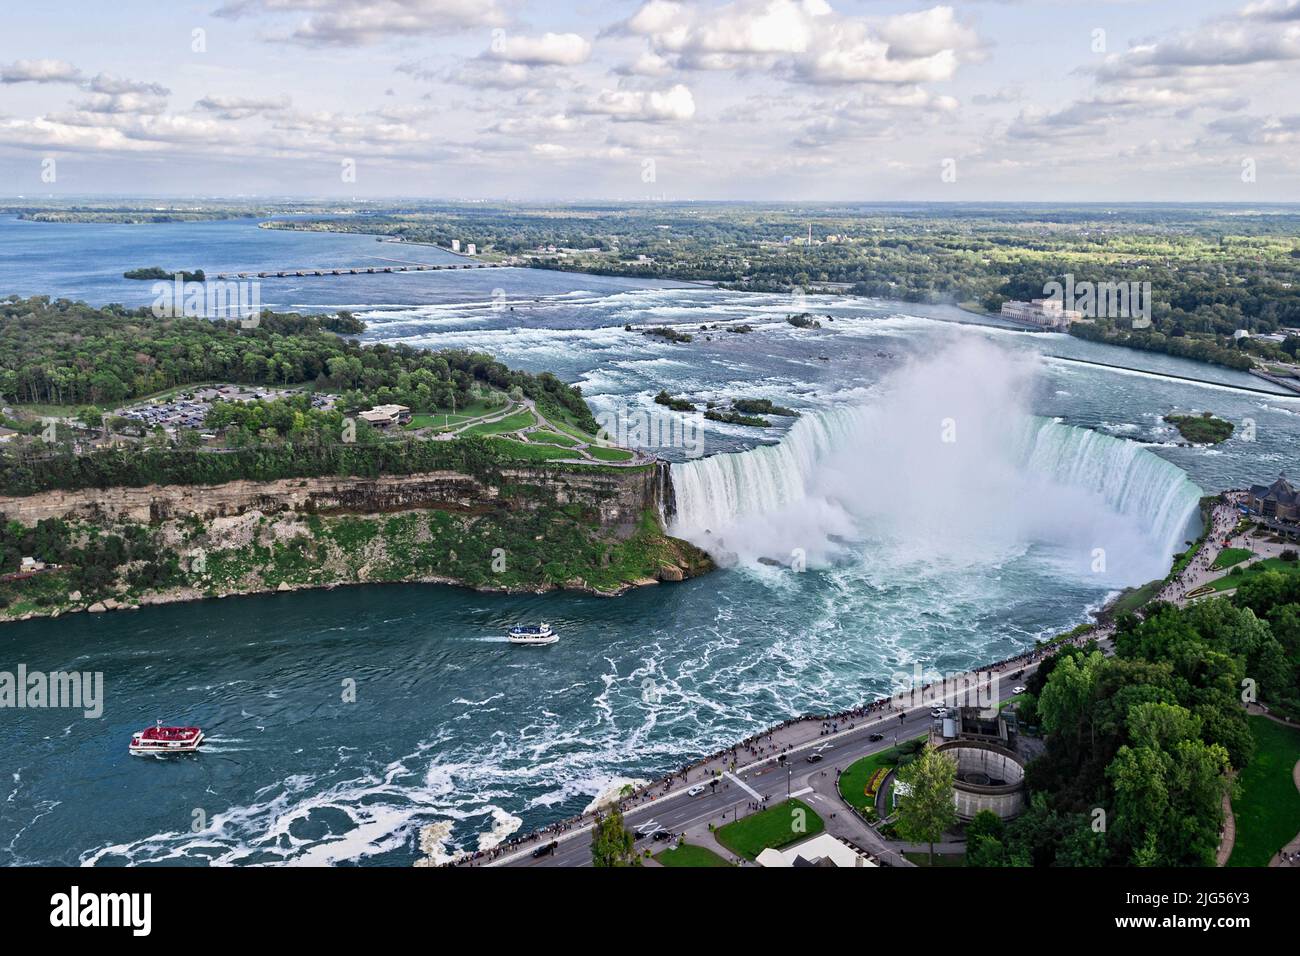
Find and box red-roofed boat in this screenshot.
[129,720,204,756]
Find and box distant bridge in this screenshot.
[210,262,512,281]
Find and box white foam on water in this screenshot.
[476,807,523,852]
[671,339,1203,586]
[582,777,651,814]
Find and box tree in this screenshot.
[965,810,1009,867]
[590,808,639,867]
[1107,703,1231,866]
[895,746,958,865]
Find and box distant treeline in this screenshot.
[266,205,1300,348]
[123,267,206,282]
[0,435,506,497]
[0,297,597,432]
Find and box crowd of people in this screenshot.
[1154,497,1242,605]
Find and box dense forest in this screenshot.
[0,434,512,497]
[977,578,1300,867]
[0,296,597,432]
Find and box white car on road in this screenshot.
[686,785,706,797]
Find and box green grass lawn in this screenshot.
[549,418,603,444]
[405,413,456,430]
[1207,557,1300,593]
[1227,716,1300,867]
[486,438,576,462]
[1110,578,1164,617]
[838,746,908,816]
[1212,547,1255,570]
[461,408,536,437]
[715,799,823,860]
[654,842,732,868]
[528,429,581,447]
[404,399,507,431]
[585,445,635,462]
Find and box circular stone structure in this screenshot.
[935,740,1027,821]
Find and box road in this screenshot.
[477,662,1051,868]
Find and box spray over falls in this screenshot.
[670,340,1203,586]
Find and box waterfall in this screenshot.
[1012,417,1204,559]
[670,403,1203,579]
[669,404,870,542]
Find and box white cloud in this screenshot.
[1241,0,1300,22]
[196,94,293,119]
[488,113,584,135]
[1205,112,1300,144]
[71,92,170,116]
[1094,19,1300,81]
[577,84,697,122]
[87,73,169,97]
[876,6,980,60]
[616,52,675,77]
[0,59,83,85]
[610,0,980,85]
[214,0,508,46]
[489,32,591,67]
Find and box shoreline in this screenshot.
[449,492,1245,867]
[0,553,709,626]
[447,632,1095,868]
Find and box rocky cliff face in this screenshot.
[0,464,668,530]
[0,462,709,621]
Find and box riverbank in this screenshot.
[449,492,1255,867]
[443,630,1090,868]
[0,468,713,624]
[0,519,711,625]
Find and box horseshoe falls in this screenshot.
[671,340,1203,587]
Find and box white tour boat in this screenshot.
[129,720,204,756]
[508,623,558,646]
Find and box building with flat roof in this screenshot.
[1000,298,1083,330]
[359,404,412,428]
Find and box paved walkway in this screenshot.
[1268,759,1300,868]
[1216,790,1236,866]
[424,398,653,467]
[1175,494,1300,604]
[1246,702,1300,729]
[1156,497,1242,605]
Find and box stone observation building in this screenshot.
[934,707,1028,821]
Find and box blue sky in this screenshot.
[1,0,1298,200]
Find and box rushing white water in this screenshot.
[671,340,1204,586]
